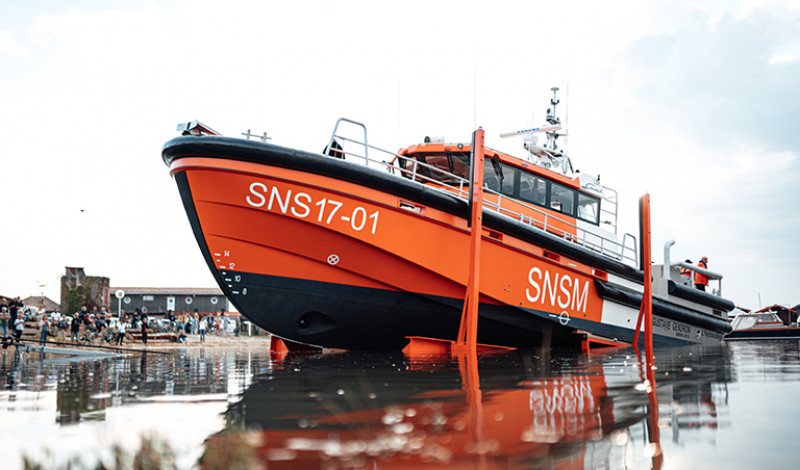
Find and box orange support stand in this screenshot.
[269,335,289,354]
[632,194,661,466]
[632,193,654,363]
[403,129,510,357]
[453,128,485,354]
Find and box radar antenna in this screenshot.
[500,87,574,175]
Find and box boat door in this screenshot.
[167,296,176,311]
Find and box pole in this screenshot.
[455,128,485,352]
[633,194,654,361]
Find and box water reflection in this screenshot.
[208,344,737,469]
[1,341,799,469]
[0,348,270,468]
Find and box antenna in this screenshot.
[550,87,560,114]
[499,86,574,176]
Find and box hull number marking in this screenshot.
[246,182,380,235]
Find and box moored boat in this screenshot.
[162,89,734,350]
[725,305,800,340]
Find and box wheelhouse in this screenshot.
[397,143,603,226]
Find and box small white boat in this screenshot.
[725,305,800,340]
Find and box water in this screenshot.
[1,341,798,469]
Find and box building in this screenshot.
[109,287,228,316]
[60,267,110,314]
[22,295,61,313]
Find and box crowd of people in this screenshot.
[0,298,248,347]
[0,297,25,341]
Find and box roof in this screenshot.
[22,296,60,312]
[110,287,224,295]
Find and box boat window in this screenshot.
[490,162,517,197]
[408,151,472,182]
[519,173,547,206]
[549,182,575,216]
[483,163,501,192]
[577,193,600,224]
[733,316,757,330]
[418,154,451,181]
[451,152,470,180]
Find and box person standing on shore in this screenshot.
[116,320,126,345]
[13,315,24,341]
[141,317,149,346]
[9,297,22,327]
[70,316,80,342]
[192,309,199,334]
[38,315,49,342]
[199,316,207,342]
[0,307,9,338]
[56,317,68,342]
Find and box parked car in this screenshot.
[107,317,121,330]
[147,318,167,333]
[22,306,40,321]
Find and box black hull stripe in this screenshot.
[725,329,800,340]
[667,280,735,312]
[594,280,733,335]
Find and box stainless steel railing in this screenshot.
[326,118,638,267]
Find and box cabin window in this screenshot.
[519,173,547,206]
[495,162,518,198]
[418,154,450,181]
[450,153,470,179]
[577,193,600,224]
[406,152,471,182]
[483,164,501,191]
[549,182,575,216]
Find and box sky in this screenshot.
[1,0,799,310]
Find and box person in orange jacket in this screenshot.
[695,256,709,291]
[679,259,693,286]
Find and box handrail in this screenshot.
[664,239,723,296]
[327,118,369,163]
[327,122,638,267]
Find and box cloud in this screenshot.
[2,0,799,308]
[0,29,29,58]
[620,4,800,154]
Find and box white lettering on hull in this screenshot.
[526,267,590,313]
[246,181,380,235]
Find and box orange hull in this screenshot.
[162,135,733,349]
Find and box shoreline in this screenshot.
[1,332,273,360]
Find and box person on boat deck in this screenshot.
[679,260,693,286]
[695,256,709,291]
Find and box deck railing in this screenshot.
[326,118,638,267]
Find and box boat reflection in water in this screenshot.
[204,345,732,469]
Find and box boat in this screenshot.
[725,305,800,340]
[161,88,734,350]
